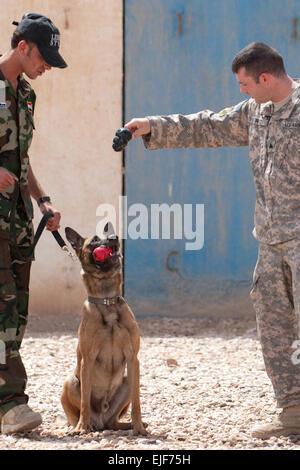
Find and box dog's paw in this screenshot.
[72,421,92,435]
[72,427,90,435]
[133,425,148,436]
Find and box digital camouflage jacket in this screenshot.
[143,83,300,245]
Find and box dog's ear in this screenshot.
[103,222,117,239]
[65,227,85,251]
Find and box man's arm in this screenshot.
[125,100,250,151]
[28,162,61,231]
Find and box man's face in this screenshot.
[19,42,52,79]
[235,67,271,104]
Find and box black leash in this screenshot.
[9,182,76,261]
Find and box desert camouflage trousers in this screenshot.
[251,238,300,408]
[0,209,34,416]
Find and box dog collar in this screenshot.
[88,295,123,306]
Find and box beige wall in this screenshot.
[0,1,123,315]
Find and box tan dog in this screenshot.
[61,223,147,435]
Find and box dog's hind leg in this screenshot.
[103,378,132,430]
[61,375,81,427]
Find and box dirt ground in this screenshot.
[1,313,300,451]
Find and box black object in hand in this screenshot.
[112,128,132,152]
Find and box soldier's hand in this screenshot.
[0,168,18,191]
[39,202,61,231]
[124,118,151,139]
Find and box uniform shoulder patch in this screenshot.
[218,100,248,117]
[218,106,235,117]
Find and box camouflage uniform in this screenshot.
[143,82,300,408]
[0,70,35,416]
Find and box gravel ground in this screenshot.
[1,313,300,451]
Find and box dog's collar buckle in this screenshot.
[88,295,123,306]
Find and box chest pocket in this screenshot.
[277,120,300,171]
[0,106,18,152]
[248,116,269,174]
[18,105,35,154]
[25,109,35,129]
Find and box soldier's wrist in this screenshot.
[37,196,51,206]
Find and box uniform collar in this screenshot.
[259,79,300,120]
[0,67,32,100]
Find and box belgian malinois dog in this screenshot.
[61,223,147,435]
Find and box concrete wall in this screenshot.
[0,1,123,315]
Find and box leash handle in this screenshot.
[33,210,54,247]
[9,182,76,261]
[34,214,77,261]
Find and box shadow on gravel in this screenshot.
[26,313,257,340]
[9,427,169,448]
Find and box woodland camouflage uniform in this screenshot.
[0,69,35,416]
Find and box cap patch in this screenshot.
[50,33,60,47]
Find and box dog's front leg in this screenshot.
[127,356,147,435]
[74,358,93,433]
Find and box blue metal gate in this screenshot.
[124,0,300,317]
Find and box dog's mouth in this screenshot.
[92,243,122,265]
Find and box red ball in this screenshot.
[93,246,113,262]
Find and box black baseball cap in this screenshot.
[12,12,67,68]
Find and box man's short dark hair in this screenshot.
[11,30,35,56]
[11,30,26,48]
[232,42,286,82]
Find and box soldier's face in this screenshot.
[19,42,52,79]
[236,67,271,103]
